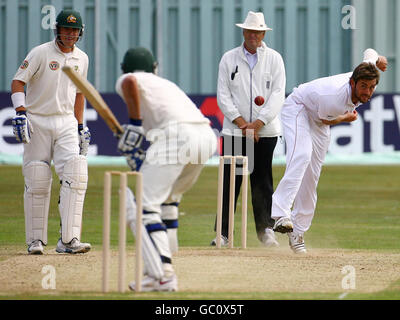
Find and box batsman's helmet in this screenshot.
[55,9,84,38]
[121,47,158,74]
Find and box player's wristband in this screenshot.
[16,110,26,116]
[11,92,26,110]
[78,124,84,131]
[129,118,142,126]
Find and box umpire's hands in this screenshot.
[12,111,33,143]
[117,124,147,171]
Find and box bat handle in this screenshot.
[114,129,124,139]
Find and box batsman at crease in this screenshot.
[115,47,217,292]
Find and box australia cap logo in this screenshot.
[67,15,77,24]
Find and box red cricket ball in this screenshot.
[254,96,265,106]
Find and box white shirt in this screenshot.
[115,72,209,133]
[287,48,379,122]
[243,48,257,70]
[289,72,359,122]
[13,40,89,116]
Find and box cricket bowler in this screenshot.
[272,48,387,253]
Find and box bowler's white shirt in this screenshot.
[13,40,89,116]
[289,72,360,122]
[287,48,379,122]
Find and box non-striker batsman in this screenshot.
[11,9,91,254]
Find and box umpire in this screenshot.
[211,11,286,247]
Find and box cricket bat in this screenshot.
[62,66,124,136]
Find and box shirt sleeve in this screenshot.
[13,46,42,84]
[115,73,130,100]
[257,53,286,125]
[216,54,242,123]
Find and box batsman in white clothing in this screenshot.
[11,10,91,255]
[115,47,217,292]
[271,48,387,253]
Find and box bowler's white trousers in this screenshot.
[271,99,330,234]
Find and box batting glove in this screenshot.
[117,122,147,171]
[78,124,91,156]
[12,111,33,144]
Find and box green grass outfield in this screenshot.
[0,164,400,300]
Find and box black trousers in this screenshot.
[214,135,278,241]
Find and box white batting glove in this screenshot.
[78,124,91,156]
[12,111,33,144]
[117,123,147,171]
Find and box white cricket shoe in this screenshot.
[273,216,294,233]
[27,240,44,255]
[56,238,91,254]
[210,235,229,246]
[288,232,307,254]
[129,274,178,292]
[261,228,279,247]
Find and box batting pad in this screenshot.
[161,204,179,254]
[126,187,165,279]
[23,161,52,245]
[59,155,88,243]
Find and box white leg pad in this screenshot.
[126,187,165,279]
[161,204,179,254]
[59,155,88,243]
[23,161,52,245]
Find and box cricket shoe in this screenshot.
[56,238,91,254]
[129,274,178,292]
[288,232,307,254]
[260,228,279,247]
[28,239,44,255]
[210,235,229,246]
[273,216,293,233]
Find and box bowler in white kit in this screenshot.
[271,48,388,253]
[11,10,91,254]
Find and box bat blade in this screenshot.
[62,66,124,136]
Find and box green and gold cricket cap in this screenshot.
[121,47,158,73]
[56,9,84,29]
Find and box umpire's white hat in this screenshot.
[236,11,272,31]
